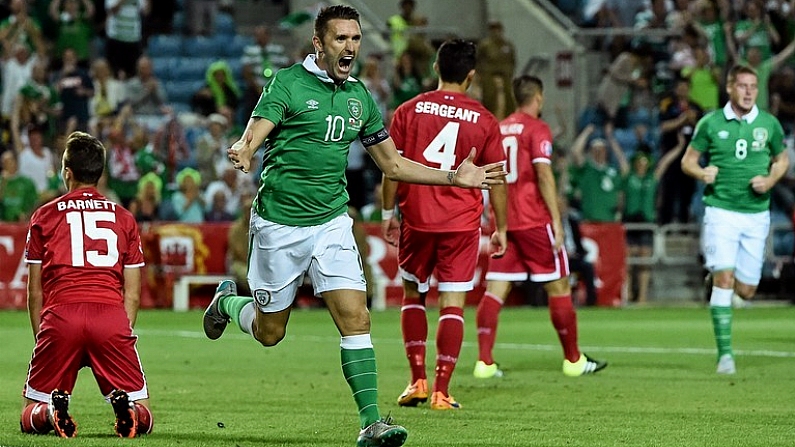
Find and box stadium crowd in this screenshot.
[1,0,794,302]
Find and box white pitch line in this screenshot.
[136,330,795,358]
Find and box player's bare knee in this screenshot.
[336,310,371,335]
[712,270,735,289]
[544,277,570,296]
[257,335,284,347]
[349,311,371,333]
[252,324,285,346]
[735,283,756,300]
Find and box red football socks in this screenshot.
[476,292,503,365]
[549,295,580,362]
[400,297,428,382]
[434,306,464,396]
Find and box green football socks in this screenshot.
[710,306,733,359]
[709,286,734,360]
[341,347,380,428]
[219,295,253,331]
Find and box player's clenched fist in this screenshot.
[702,165,718,184]
[228,130,255,173]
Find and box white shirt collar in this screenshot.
[722,101,759,123]
[301,54,358,84]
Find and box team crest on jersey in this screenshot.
[752,127,768,151]
[541,140,552,157]
[347,98,363,119]
[718,130,729,139]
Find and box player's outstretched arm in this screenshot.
[228,117,275,173]
[367,138,506,189]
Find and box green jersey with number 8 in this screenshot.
[689,104,784,213]
[250,56,387,226]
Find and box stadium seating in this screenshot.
[226,58,243,81]
[142,5,269,124]
[172,11,185,33]
[183,36,222,58]
[215,12,236,36]
[165,79,205,105]
[148,35,183,58]
[151,57,177,81]
[227,34,254,58]
[171,57,216,81]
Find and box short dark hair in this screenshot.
[63,131,105,185]
[314,5,360,41]
[512,75,543,106]
[437,39,476,84]
[727,64,758,85]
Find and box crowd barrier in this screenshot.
[0,221,627,310]
[623,222,794,267]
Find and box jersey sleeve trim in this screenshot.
[124,263,145,269]
[532,157,552,165]
[360,128,390,147]
[25,259,42,264]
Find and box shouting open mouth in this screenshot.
[338,54,354,74]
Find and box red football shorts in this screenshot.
[486,224,570,282]
[23,302,149,403]
[398,226,481,293]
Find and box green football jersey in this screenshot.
[624,173,657,222]
[571,160,623,223]
[250,56,387,226]
[0,175,38,221]
[690,103,785,213]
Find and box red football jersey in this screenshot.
[25,188,145,310]
[500,111,554,229]
[390,90,505,232]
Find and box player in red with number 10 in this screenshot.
[474,75,607,379]
[20,131,153,438]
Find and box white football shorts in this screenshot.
[701,205,770,286]
[246,211,367,312]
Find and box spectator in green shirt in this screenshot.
[0,150,39,222]
[569,124,626,223]
[49,0,95,68]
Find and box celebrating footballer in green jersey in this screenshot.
[682,64,789,375]
[201,5,506,447]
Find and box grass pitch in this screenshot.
[1,305,793,447]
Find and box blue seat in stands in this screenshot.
[151,57,177,81]
[225,58,243,79]
[165,80,205,105]
[148,35,183,57]
[171,57,215,81]
[215,12,236,36]
[227,34,253,58]
[183,36,221,58]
